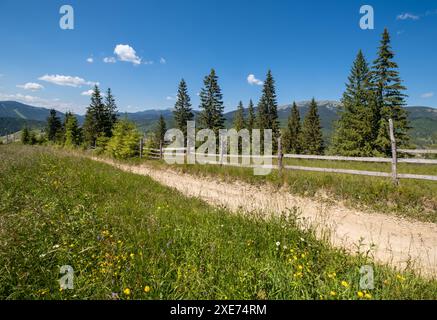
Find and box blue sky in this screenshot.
[0,0,436,114]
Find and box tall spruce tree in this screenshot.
[331,50,375,156]
[104,88,118,137]
[233,101,246,131]
[173,79,194,139]
[64,114,82,148]
[247,99,255,133]
[284,102,302,154]
[46,109,62,142]
[198,69,225,135]
[371,28,410,155]
[301,98,324,155]
[83,85,106,147]
[155,115,167,147]
[256,70,279,149]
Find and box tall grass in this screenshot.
[0,145,436,300]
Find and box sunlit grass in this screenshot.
[0,145,436,300]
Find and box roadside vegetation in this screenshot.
[130,158,437,223]
[1,144,436,300]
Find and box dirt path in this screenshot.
[94,158,437,278]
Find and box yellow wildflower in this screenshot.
[123,288,131,296]
[144,286,151,293]
[396,274,405,282]
[357,291,364,298]
[330,291,336,296]
[341,281,349,288]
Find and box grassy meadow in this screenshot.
[134,156,437,223]
[0,144,436,300]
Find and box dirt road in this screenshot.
[94,158,437,278]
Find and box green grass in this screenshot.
[130,156,437,223]
[0,144,436,300]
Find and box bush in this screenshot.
[106,120,141,159]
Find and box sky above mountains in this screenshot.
[0,0,436,114]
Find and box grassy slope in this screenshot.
[134,157,437,223]
[0,145,436,300]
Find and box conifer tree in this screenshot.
[104,88,118,137]
[154,115,167,147]
[247,99,255,133]
[198,69,225,135]
[331,50,375,156]
[21,126,30,145]
[371,28,410,155]
[284,102,302,154]
[106,119,140,159]
[233,101,246,132]
[301,98,324,155]
[64,114,82,148]
[46,109,62,142]
[256,70,279,149]
[83,85,106,147]
[173,79,193,139]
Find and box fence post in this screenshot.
[389,118,398,185]
[159,140,163,160]
[277,136,283,175]
[139,138,143,159]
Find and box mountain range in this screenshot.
[1,100,436,147]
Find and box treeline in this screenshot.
[167,28,409,156]
[22,28,409,159]
[22,86,142,159]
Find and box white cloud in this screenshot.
[114,44,142,65]
[143,60,154,65]
[103,56,117,63]
[166,96,175,100]
[86,57,94,63]
[397,13,420,20]
[17,82,44,91]
[247,74,263,86]
[38,74,98,87]
[160,57,166,64]
[421,92,434,98]
[81,89,94,96]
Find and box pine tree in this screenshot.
[284,102,302,154]
[173,79,193,139]
[233,101,246,132]
[198,69,225,135]
[83,85,106,147]
[21,126,30,145]
[64,114,82,148]
[46,109,62,142]
[256,70,279,149]
[302,99,324,155]
[154,115,167,147]
[247,99,255,133]
[331,50,375,156]
[104,88,118,137]
[371,28,410,155]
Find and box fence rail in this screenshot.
[140,119,437,183]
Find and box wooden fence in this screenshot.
[139,119,437,183]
